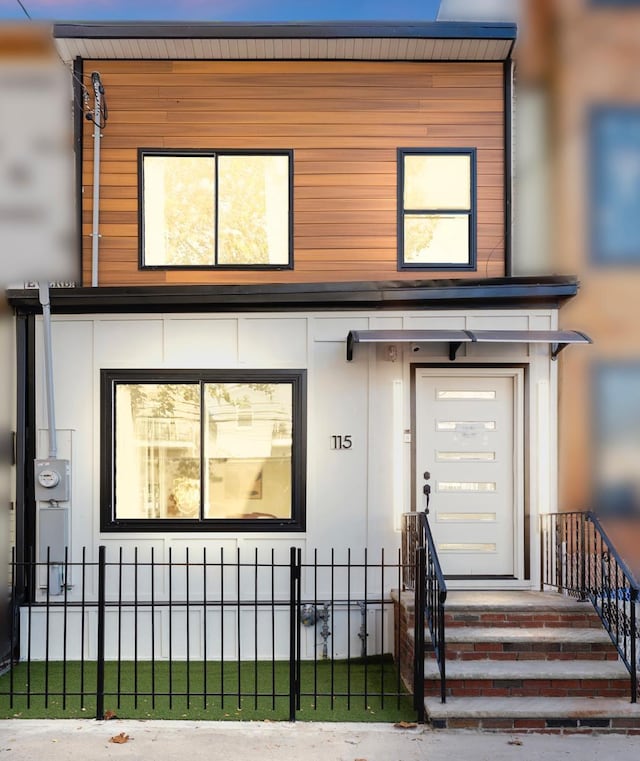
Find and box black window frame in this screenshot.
[397,147,477,272]
[138,148,294,271]
[100,368,307,533]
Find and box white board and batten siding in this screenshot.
[23,308,559,658]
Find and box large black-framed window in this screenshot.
[101,369,306,532]
[590,108,640,265]
[397,148,476,271]
[139,149,293,270]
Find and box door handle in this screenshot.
[423,471,431,514]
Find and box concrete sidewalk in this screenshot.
[0,720,639,761]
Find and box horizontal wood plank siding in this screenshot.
[82,60,505,286]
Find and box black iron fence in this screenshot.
[2,545,416,720]
[541,511,639,703]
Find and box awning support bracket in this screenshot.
[551,343,567,361]
[347,331,356,362]
[449,341,462,361]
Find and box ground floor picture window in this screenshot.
[101,369,306,531]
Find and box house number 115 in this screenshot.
[330,435,353,450]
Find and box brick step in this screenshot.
[423,659,631,699]
[424,696,640,733]
[445,609,603,628]
[444,591,603,629]
[442,626,618,661]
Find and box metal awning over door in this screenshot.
[345,329,592,362]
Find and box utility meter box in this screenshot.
[34,458,70,502]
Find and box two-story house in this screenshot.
[9,17,582,586]
[7,21,634,729]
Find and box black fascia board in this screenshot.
[6,276,578,316]
[53,20,517,42]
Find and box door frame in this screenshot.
[410,363,527,587]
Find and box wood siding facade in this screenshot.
[81,60,506,286]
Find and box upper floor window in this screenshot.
[590,108,640,265]
[593,362,640,516]
[139,150,293,269]
[397,148,476,271]
[101,369,306,532]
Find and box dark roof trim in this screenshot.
[53,20,517,42]
[6,276,578,316]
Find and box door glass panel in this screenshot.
[438,481,496,493]
[437,390,496,400]
[437,512,496,522]
[438,543,496,552]
[436,420,496,432]
[436,451,495,462]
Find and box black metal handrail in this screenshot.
[541,511,639,703]
[412,512,447,713]
[420,513,448,705]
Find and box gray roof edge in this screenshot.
[52,20,518,42]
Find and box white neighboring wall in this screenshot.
[437,0,519,22]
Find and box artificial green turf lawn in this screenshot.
[0,656,415,721]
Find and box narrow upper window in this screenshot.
[398,148,476,270]
[593,362,640,516]
[139,150,293,269]
[101,369,306,532]
[590,108,640,265]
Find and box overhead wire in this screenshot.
[15,0,31,20]
[10,0,102,126]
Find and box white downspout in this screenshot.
[90,71,103,287]
[38,281,57,459]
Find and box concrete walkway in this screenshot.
[0,720,639,761]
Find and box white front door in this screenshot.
[415,368,524,578]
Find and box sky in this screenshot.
[0,0,442,22]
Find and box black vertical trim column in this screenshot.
[503,58,513,277]
[15,314,36,601]
[72,56,84,285]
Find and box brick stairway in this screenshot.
[400,591,640,733]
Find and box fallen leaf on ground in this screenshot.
[394,721,418,729]
[508,738,523,746]
[109,733,130,744]
[104,710,118,720]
